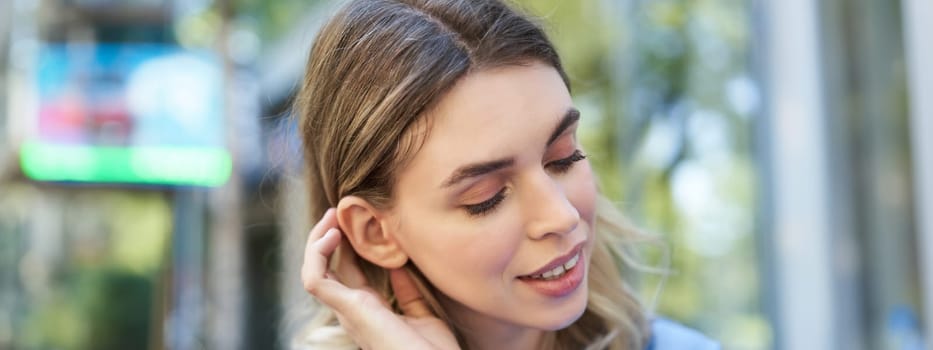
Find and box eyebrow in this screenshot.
[440,107,581,188]
[547,108,580,146]
[441,158,515,188]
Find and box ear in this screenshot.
[336,196,408,269]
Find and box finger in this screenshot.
[312,228,342,256]
[390,268,433,318]
[304,208,338,251]
[300,228,363,311]
[301,228,341,291]
[301,208,339,282]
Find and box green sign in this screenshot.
[24,43,231,186]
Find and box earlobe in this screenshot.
[335,196,408,269]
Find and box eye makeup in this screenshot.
[464,187,508,216]
[546,149,586,174]
[461,149,587,217]
[455,107,584,218]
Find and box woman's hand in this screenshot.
[301,208,460,350]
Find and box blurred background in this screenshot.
[0,0,931,349]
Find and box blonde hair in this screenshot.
[293,0,651,348]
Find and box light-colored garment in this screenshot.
[646,318,721,350]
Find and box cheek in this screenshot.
[394,210,522,287]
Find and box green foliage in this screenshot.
[22,268,153,350]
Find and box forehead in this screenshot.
[401,62,572,184]
[430,63,570,139]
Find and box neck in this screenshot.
[440,296,547,350]
[462,324,544,350]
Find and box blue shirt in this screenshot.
[646,318,720,350]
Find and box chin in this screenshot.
[535,284,590,331]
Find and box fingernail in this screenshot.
[324,208,335,216]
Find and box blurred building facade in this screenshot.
[0,0,931,349]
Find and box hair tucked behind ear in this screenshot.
[292,0,652,349]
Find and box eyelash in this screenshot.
[464,187,507,216]
[462,149,587,217]
[546,149,587,174]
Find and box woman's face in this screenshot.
[385,61,598,334]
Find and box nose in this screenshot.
[522,173,580,240]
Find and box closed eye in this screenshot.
[546,150,586,174]
[463,187,507,217]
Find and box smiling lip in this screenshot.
[521,242,585,277]
[517,242,587,298]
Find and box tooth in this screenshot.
[527,253,581,281]
[552,265,565,277]
[564,254,579,270]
